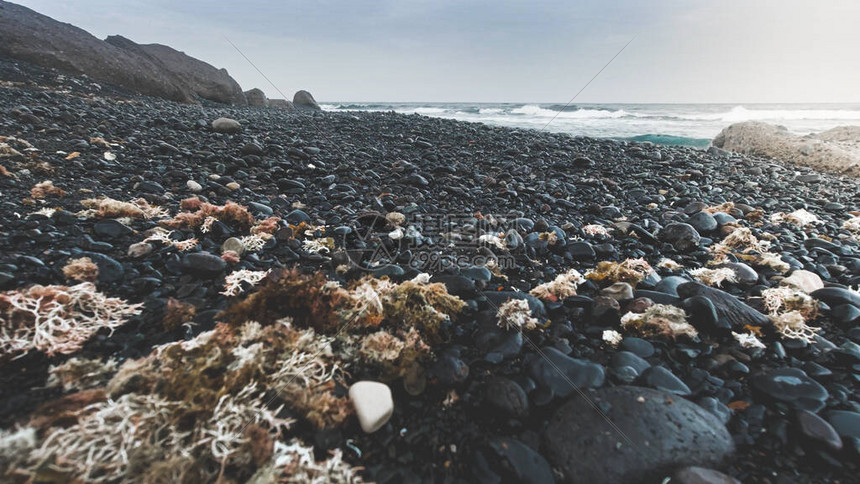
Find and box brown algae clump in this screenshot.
[586,258,653,285]
[620,304,698,340]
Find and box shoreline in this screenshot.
[1,62,860,483]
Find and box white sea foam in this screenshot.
[319,102,860,145]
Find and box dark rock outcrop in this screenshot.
[268,98,295,111]
[0,1,245,105]
[244,88,268,107]
[293,89,321,110]
[105,36,246,105]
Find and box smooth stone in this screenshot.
[687,212,718,233]
[368,264,406,278]
[248,202,273,216]
[348,381,393,433]
[186,180,203,192]
[634,290,682,307]
[94,219,133,239]
[138,180,164,193]
[485,376,529,418]
[180,252,227,279]
[752,368,829,412]
[477,325,523,361]
[568,241,596,260]
[460,265,492,282]
[677,282,771,329]
[780,269,824,293]
[284,209,309,224]
[673,466,740,484]
[428,353,469,386]
[601,282,634,301]
[797,409,843,451]
[659,223,701,252]
[719,262,758,287]
[241,142,263,156]
[473,438,555,484]
[221,237,246,256]
[639,366,691,396]
[278,179,306,193]
[697,397,733,425]
[611,351,651,377]
[827,410,860,440]
[620,337,655,358]
[127,242,153,258]
[684,295,729,334]
[802,361,832,378]
[78,251,123,283]
[430,274,477,297]
[811,287,860,309]
[543,386,734,483]
[711,212,737,226]
[832,304,860,326]
[211,117,241,133]
[655,276,691,296]
[512,217,535,231]
[526,347,605,398]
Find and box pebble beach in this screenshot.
[1,55,860,483]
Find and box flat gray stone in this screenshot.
[543,386,734,483]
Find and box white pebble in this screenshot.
[349,381,393,433]
[186,180,203,192]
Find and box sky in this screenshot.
[12,0,860,103]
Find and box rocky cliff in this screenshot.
[0,0,246,105]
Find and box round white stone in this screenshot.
[186,180,203,192]
[349,381,393,433]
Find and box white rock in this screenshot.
[211,117,241,133]
[349,381,393,433]
[780,269,824,293]
[601,282,634,301]
[127,242,153,258]
[186,180,203,192]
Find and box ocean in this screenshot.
[320,103,860,148]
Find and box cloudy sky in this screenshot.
[14,0,860,103]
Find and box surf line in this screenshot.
[540,36,636,131]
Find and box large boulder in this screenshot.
[268,99,295,111]
[712,121,860,176]
[244,88,268,107]
[543,386,734,483]
[0,1,246,105]
[293,90,321,110]
[105,36,247,105]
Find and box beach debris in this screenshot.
[602,329,623,347]
[47,356,118,391]
[30,180,65,199]
[222,269,270,297]
[586,258,653,285]
[770,209,820,227]
[79,196,168,219]
[689,267,738,287]
[732,331,766,349]
[529,269,584,301]
[496,299,539,331]
[61,257,99,283]
[621,304,698,340]
[0,283,141,359]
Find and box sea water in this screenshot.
[320,103,860,148]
